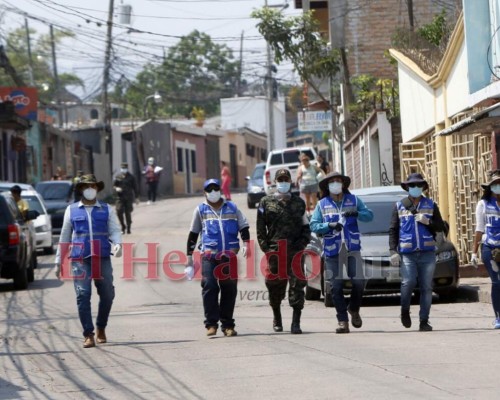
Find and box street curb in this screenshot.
[457,284,491,304]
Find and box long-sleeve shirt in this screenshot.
[55,201,122,264]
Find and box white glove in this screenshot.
[113,244,122,258]
[55,264,61,279]
[241,245,250,258]
[470,253,479,268]
[390,252,401,266]
[492,260,499,273]
[415,213,430,225]
[338,216,346,226]
[115,187,123,193]
[435,232,445,247]
[185,256,194,280]
[135,198,140,205]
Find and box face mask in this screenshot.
[329,182,343,194]
[206,190,221,203]
[491,184,500,195]
[120,168,128,174]
[408,186,423,198]
[83,188,97,201]
[276,182,291,193]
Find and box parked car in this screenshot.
[304,186,460,305]
[263,147,318,195]
[245,163,266,208]
[35,180,74,234]
[0,191,38,289]
[21,190,53,254]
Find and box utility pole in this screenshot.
[237,30,244,96]
[102,0,115,171]
[265,0,275,153]
[25,18,35,86]
[407,0,414,31]
[50,25,63,127]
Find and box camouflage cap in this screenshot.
[75,174,105,192]
[275,168,291,180]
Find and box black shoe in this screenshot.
[336,321,350,334]
[419,320,433,332]
[401,309,412,328]
[127,227,131,234]
[272,306,283,332]
[348,308,362,328]
[291,308,302,334]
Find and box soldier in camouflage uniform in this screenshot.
[256,168,311,334]
[113,162,139,234]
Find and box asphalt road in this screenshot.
[1,193,500,399]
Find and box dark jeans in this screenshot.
[481,245,500,316]
[116,199,133,230]
[201,256,238,329]
[147,181,158,202]
[325,250,365,322]
[72,257,115,337]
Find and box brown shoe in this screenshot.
[83,333,96,348]
[222,328,238,337]
[206,326,217,336]
[96,328,107,343]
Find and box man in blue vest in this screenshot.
[310,172,373,333]
[185,178,250,337]
[54,174,122,348]
[388,173,445,332]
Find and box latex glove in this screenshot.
[344,211,359,218]
[185,256,194,280]
[492,260,499,273]
[115,187,123,193]
[328,222,343,232]
[241,244,250,258]
[435,232,445,247]
[390,252,401,267]
[470,253,479,269]
[135,198,140,205]
[113,244,122,258]
[55,264,61,279]
[415,213,430,225]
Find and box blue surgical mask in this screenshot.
[276,182,291,193]
[491,184,500,195]
[409,187,423,198]
[329,182,343,194]
[206,190,221,203]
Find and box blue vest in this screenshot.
[198,201,240,257]
[396,197,436,253]
[483,198,500,247]
[319,194,361,256]
[69,203,111,259]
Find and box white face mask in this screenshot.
[206,190,221,203]
[83,188,97,201]
[120,168,128,174]
[276,182,291,193]
[491,184,500,195]
[329,182,343,194]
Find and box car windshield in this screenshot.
[22,195,46,214]
[269,149,315,165]
[359,199,398,235]
[251,165,265,179]
[36,183,71,200]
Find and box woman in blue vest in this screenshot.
[185,179,250,337]
[310,172,373,334]
[388,173,445,332]
[471,169,500,329]
[54,174,122,348]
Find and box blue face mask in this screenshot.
[276,182,291,193]
[491,184,500,195]
[408,186,423,198]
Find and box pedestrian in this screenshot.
[316,154,330,174]
[10,185,29,217]
[72,170,84,202]
[256,168,311,334]
[310,172,373,334]
[54,174,122,348]
[471,169,500,329]
[113,162,139,234]
[296,153,323,215]
[388,172,445,332]
[220,161,232,201]
[185,178,250,337]
[143,157,161,205]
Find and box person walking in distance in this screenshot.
[310,172,373,334]
[185,179,250,337]
[143,157,161,205]
[220,161,232,201]
[54,174,122,348]
[388,173,445,332]
[471,169,500,329]
[257,168,311,334]
[113,162,139,234]
[296,153,323,215]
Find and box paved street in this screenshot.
[1,193,500,399]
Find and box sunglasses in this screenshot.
[276,177,291,182]
[408,183,425,188]
[205,186,220,193]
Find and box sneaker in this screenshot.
[419,320,433,332]
[222,328,238,337]
[83,333,96,348]
[494,318,500,329]
[401,309,412,328]
[147,200,151,205]
[336,321,350,334]
[206,326,217,336]
[348,308,362,328]
[96,328,107,343]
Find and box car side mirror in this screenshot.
[25,210,40,221]
[245,176,250,181]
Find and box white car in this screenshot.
[21,190,53,254]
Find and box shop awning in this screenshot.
[435,102,500,136]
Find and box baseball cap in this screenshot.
[203,178,220,191]
[275,169,291,180]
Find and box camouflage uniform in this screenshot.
[256,194,311,310]
[113,170,138,234]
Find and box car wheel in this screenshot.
[324,280,334,307]
[247,197,255,209]
[27,256,35,283]
[437,288,458,303]
[14,266,28,290]
[44,245,54,255]
[305,282,321,300]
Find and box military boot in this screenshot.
[272,306,283,332]
[291,308,302,334]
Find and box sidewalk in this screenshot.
[458,265,492,303]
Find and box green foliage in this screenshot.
[417,10,448,46]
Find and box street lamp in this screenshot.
[143,91,162,119]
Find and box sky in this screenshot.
[0,0,300,100]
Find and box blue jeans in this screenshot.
[400,251,436,321]
[201,256,238,329]
[72,257,115,337]
[481,245,500,316]
[325,251,365,322]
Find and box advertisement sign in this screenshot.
[0,87,38,121]
[298,110,332,132]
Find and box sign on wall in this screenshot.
[298,110,332,131]
[0,87,38,121]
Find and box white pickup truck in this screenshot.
[263,147,318,195]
